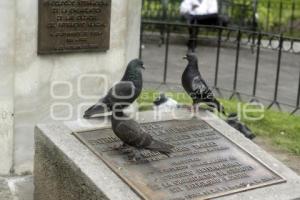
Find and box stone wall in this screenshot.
[0,0,142,175]
[0,0,15,175]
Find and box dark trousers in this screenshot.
[187,14,228,52]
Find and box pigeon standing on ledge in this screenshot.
[84,59,145,119]
[226,113,256,140]
[111,111,174,159]
[181,53,226,115]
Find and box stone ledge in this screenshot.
[34,123,140,200]
[34,110,300,200]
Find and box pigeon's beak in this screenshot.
[141,65,145,70]
[183,56,187,60]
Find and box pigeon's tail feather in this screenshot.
[210,98,227,116]
[83,103,110,119]
[226,119,256,140]
[238,124,256,140]
[147,140,174,156]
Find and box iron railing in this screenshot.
[139,20,300,114]
[142,0,300,37]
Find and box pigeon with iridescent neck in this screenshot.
[181,53,226,115]
[84,59,145,119]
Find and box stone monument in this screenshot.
[34,110,300,200]
[0,0,141,175]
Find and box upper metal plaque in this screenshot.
[38,0,111,54]
[74,119,285,200]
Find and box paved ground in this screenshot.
[141,40,300,113]
[0,178,12,200]
[0,176,33,200]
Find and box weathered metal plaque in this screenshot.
[38,0,111,54]
[74,119,285,200]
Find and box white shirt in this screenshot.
[180,0,218,16]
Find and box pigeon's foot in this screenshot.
[160,151,171,158]
[112,143,123,150]
[114,143,132,153]
[128,149,143,161]
[189,104,198,118]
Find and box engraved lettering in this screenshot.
[38,0,111,53]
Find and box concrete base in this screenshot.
[34,110,300,200]
[0,0,142,175]
[0,175,33,200]
[0,178,12,200]
[34,122,140,200]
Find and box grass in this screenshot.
[137,90,300,155]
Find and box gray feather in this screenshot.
[84,59,144,118]
[111,112,174,155]
[182,53,226,115]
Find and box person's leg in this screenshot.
[193,17,200,52]
[188,17,194,52]
[218,14,229,27]
[159,0,168,46]
[197,14,219,25]
[188,16,197,52]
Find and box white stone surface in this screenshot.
[0,0,15,175]
[0,0,142,175]
[7,176,34,200]
[125,0,142,63]
[35,110,300,200]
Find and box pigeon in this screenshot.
[181,53,226,115]
[84,59,145,119]
[153,93,178,112]
[226,113,256,140]
[111,111,174,159]
[153,93,169,106]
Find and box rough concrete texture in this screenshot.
[7,176,34,200]
[34,131,108,200]
[0,0,15,175]
[0,0,142,175]
[0,178,12,200]
[34,123,141,200]
[35,110,300,200]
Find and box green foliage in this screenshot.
[220,98,300,155]
[138,90,300,155]
[142,0,300,36]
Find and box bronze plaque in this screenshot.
[74,119,285,200]
[38,0,111,54]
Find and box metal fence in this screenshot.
[139,20,300,114]
[142,0,300,37]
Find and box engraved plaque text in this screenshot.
[38,0,111,54]
[74,119,285,200]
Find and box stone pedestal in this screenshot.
[34,111,300,200]
[0,0,15,175]
[0,0,142,175]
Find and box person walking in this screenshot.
[180,0,226,52]
[159,0,169,46]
